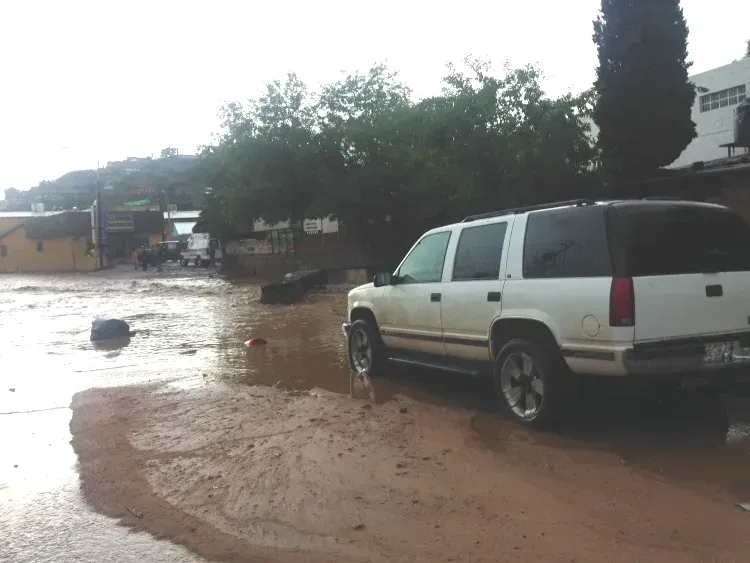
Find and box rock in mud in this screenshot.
[90,319,131,341]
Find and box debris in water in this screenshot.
[399,407,408,414]
[736,503,750,511]
[179,349,197,355]
[90,319,131,341]
[244,337,267,346]
[352,523,366,531]
[126,507,143,518]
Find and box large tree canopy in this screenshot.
[198,59,598,238]
[593,0,696,177]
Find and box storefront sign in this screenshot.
[107,215,134,233]
[303,218,322,234]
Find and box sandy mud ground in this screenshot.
[68,292,750,563]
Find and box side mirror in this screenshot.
[373,272,392,287]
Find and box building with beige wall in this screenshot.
[0,211,96,273]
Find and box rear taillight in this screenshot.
[609,277,635,327]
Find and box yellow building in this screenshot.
[0,211,96,273]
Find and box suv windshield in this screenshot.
[609,203,750,276]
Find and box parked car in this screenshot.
[342,198,750,428]
[180,233,223,267]
[154,241,181,263]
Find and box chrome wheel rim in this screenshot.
[350,328,372,373]
[500,351,544,420]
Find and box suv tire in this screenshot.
[347,319,386,378]
[494,338,573,429]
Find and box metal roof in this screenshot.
[164,210,201,220]
[0,211,64,219]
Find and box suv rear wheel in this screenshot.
[494,338,572,429]
[347,319,385,378]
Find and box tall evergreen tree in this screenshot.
[593,0,696,177]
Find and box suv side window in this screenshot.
[397,231,451,284]
[452,222,508,281]
[523,207,611,278]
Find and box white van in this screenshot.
[180,233,223,267]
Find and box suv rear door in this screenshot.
[608,202,750,343]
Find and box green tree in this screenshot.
[160,147,178,158]
[196,60,598,262]
[593,0,696,177]
[746,39,750,58]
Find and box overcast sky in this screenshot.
[0,0,748,192]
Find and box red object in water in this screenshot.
[245,337,267,346]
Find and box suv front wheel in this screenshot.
[347,319,385,378]
[494,338,570,429]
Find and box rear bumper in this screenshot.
[566,339,750,385]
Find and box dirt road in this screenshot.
[68,291,750,563]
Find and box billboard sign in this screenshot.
[107,214,134,233]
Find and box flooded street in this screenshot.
[2,268,750,562]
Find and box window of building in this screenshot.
[397,231,451,283]
[36,241,44,253]
[523,206,612,279]
[452,222,508,281]
[700,85,747,113]
[0,245,7,258]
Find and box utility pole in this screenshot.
[161,190,171,241]
[95,162,104,269]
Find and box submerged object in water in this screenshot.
[90,319,131,341]
[244,337,267,346]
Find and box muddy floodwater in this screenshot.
[2,267,750,562]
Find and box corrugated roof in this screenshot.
[24,211,92,238]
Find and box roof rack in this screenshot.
[461,199,597,223]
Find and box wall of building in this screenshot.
[670,59,750,168]
[0,217,27,233]
[0,227,96,272]
[583,59,750,169]
[224,230,377,281]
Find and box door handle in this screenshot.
[430,293,441,302]
[487,291,502,302]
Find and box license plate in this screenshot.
[703,342,733,364]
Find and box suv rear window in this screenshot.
[523,206,612,278]
[609,203,750,276]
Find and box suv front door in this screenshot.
[381,231,452,356]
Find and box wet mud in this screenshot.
[3,266,750,562]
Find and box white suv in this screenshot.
[343,199,750,427]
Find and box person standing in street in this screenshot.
[208,244,216,268]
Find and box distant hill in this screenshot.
[5,154,207,212]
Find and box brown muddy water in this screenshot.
[2,265,750,562]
